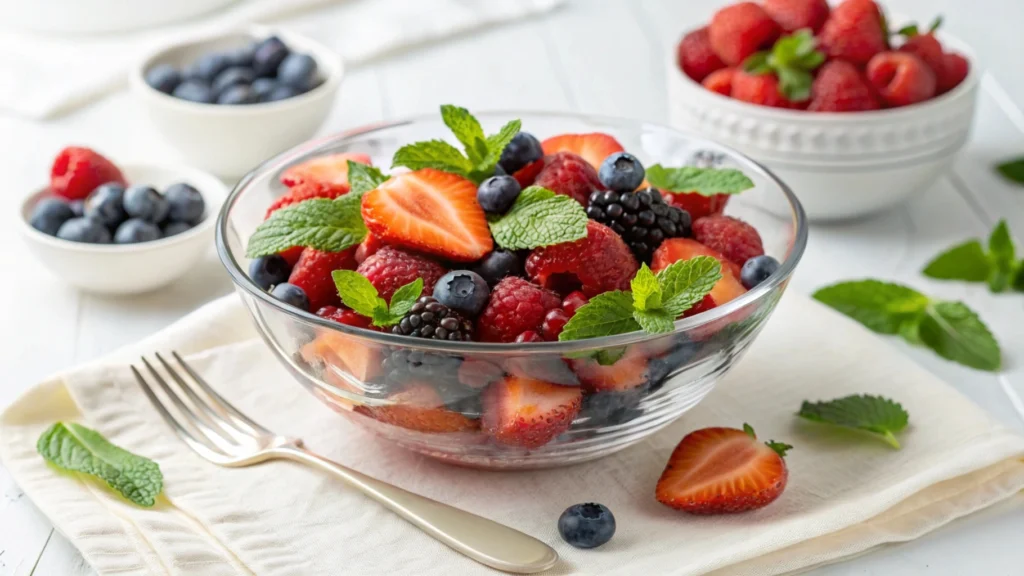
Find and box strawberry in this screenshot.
[49,146,126,201]
[481,375,582,448]
[280,152,372,189]
[937,52,969,94]
[731,71,797,109]
[512,158,546,188]
[708,3,781,66]
[361,169,493,262]
[898,33,945,77]
[677,27,726,82]
[570,346,651,394]
[533,152,605,206]
[866,51,937,107]
[651,239,746,305]
[692,215,765,266]
[656,425,791,514]
[682,294,718,318]
[807,60,881,112]
[818,0,889,67]
[279,247,304,268]
[265,180,347,220]
[664,191,729,220]
[541,133,625,171]
[526,221,639,297]
[302,308,381,382]
[287,247,358,311]
[356,384,480,433]
[702,68,738,96]
[763,0,830,33]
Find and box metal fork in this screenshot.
[131,351,558,574]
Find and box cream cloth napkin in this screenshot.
[3,292,1024,575]
[0,0,564,119]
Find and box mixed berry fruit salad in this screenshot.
[677,0,969,111]
[229,107,800,466]
[30,147,205,244]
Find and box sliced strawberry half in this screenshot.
[355,384,480,433]
[280,152,373,189]
[651,239,746,305]
[656,425,790,514]
[570,346,651,393]
[482,375,582,449]
[361,169,493,262]
[541,133,625,171]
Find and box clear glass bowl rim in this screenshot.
[215,110,809,354]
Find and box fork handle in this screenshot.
[273,445,558,574]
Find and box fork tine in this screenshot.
[140,357,239,453]
[171,351,273,436]
[131,366,228,463]
[153,352,254,443]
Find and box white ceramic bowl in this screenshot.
[131,25,344,178]
[19,163,228,295]
[667,38,979,221]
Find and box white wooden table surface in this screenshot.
[2,0,1023,574]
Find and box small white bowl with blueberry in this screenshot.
[20,147,228,294]
[131,26,343,177]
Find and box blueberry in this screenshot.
[740,255,781,289]
[498,132,543,174]
[84,182,127,228]
[276,53,317,91]
[271,282,309,311]
[114,219,162,244]
[29,197,75,236]
[185,52,230,83]
[264,84,300,102]
[249,254,292,291]
[472,250,523,287]
[145,64,181,94]
[69,200,85,218]
[252,36,290,77]
[558,503,616,549]
[123,185,169,224]
[251,78,277,101]
[433,270,490,317]
[211,66,255,97]
[580,391,643,426]
[56,218,111,244]
[172,80,214,104]
[217,85,259,105]
[162,221,192,237]
[476,175,521,215]
[598,152,645,193]
[224,43,257,68]
[164,183,205,224]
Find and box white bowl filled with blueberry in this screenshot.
[19,146,228,294]
[131,26,343,177]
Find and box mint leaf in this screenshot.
[812,280,929,334]
[347,161,389,197]
[996,158,1024,184]
[37,422,162,507]
[388,278,424,319]
[922,240,991,282]
[246,197,366,258]
[988,220,1016,292]
[646,165,755,196]
[776,67,814,101]
[483,120,522,169]
[489,186,588,249]
[742,51,772,75]
[631,264,662,311]
[333,270,386,318]
[441,104,488,166]
[633,309,675,334]
[657,256,722,317]
[798,395,909,449]
[559,291,639,341]
[392,139,472,176]
[743,30,825,102]
[919,301,1001,371]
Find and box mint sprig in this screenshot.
[488,186,588,249]
[37,422,163,507]
[332,270,423,327]
[996,157,1024,185]
[798,395,909,449]
[645,164,755,197]
[392,104,521,184]
[742,29,825,101]
[922,220,1024,293]
[559,258,721,342]
[813,280,1001,371]
[346,160,389,197]
[246,195,367,258]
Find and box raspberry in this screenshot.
[515,331,545,343]
[315,306,373,328]
[898,33,945,77]
[265,181,346,220]
[288,248,358,311]
[818,0,889,67]
[533,152,604,207]
[356,246,447,303]
[702,68,737,96]
[562,291,589,316]
[279,246,304,267]
[808,60,881,112]
[477,277,561,343]
[526,221,639,297]
[49,147,126,201]
[664,191,729,220]
[866,51,936,108]
[692,216,765,266]
[937,52,969,95]
[708,3,781,66]
[762,0,830,33]
[354,232,385,264]
[731,71,797,108]
[542,309,570,341]
[677,27,726,82]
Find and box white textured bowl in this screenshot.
[131,25,344,178]
[19,163,227,295]
[667,41,979,221]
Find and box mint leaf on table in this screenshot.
[646,164,755,196]
[246,196,366,258]
[332,270,422,327]
[346,160,389,197]
[37,422,163,507]
[558,291,639,341]
[488,186,588,249]
[987,220,1017,292]
[657,256,722,316]
[812,280,930,334]
[798,395,909,449]
[918,301,1002,371]
[996,157,1024,185]
[922,220,1023,293]
[741,29,825,101]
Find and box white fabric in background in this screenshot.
[2,292,1023,575]
[0,0,564,119]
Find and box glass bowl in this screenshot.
[216,112,807,469]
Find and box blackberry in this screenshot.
[381,348,463,387]
[392,296,474,341]
[585,188,691,263]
